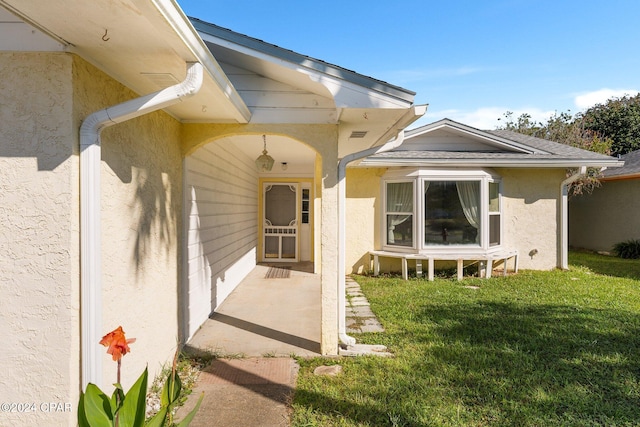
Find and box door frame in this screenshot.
[258,178,314,263]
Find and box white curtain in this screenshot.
[387,182,413,243]
[456,182,480,234]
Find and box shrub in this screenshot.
[612,239,640,259]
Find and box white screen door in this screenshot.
[263,183,298,261]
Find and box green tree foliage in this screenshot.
[497,111,613,196]
[580,93,640,156]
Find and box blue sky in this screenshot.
[177,0,640,130]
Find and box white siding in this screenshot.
[184,140,258,340]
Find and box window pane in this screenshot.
[489,214,501,246]
[489,182,500,212]
[424,181,480,246]
[387,214,413,247]
[386,182,413,212]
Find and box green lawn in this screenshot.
[291,252,640,426]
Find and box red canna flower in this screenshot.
[100,326,136,361]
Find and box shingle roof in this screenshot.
[363,121,622,168]
[602,150,640,179]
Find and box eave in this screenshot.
[0,0,250,123]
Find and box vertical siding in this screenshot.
[184,140,258,340]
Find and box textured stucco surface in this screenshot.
[569,179,640,252]
[496,168,564,270]
[72,57,184,392]
[345,168,384,273]
[345,167,565,274]
[0,52,79,427]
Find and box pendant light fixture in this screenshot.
[255,134,275,172]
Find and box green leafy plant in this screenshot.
[612,239,640,259]
[77,326,203,427]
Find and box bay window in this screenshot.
[383,169,502,252]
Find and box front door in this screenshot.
[263,183,298,261]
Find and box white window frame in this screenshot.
[382,168,502,255]
[382,179,417,252]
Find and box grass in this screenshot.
[291,252,640,426]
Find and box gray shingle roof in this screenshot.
[364,121,622,168]
[602,150,640,179]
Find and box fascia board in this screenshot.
[191,18,415,106]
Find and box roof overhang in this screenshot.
[191,18,424,156]
[0,0,251,123]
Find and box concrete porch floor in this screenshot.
[185,262,322,358]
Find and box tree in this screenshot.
[579,93,640,156]
[497,111,613,196]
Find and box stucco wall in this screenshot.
[0,52,79,427]
[498,168,564,270]
[72,57,184,392]
[345,168,383,273]
[183,139,259,341]
[569,179,640,252]
[345,167,564,275]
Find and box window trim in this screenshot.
[382,179,417,251]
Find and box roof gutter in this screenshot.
[80,62,203,390]
[358,158,624,169]
[559,166,586,270]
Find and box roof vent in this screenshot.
[141,73,179,88]
[349,131,368,139]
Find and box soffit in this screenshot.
[0,0,249,123]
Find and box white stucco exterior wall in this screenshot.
[498,168,564,270]
[0,52,80,427]
[183,139,259,341]
[569,179,640,252]
[71,57,186,391]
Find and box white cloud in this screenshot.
[574,88,639,110]
[415,107,555,130]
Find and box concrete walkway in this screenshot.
[178,265,383,426]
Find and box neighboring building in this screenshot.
[570,150,640,252]
[344,119,621,275]
[0,2,424,426]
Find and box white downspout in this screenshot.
[560,166,586,270]
[80,62,204,390]
[337,130,407,346]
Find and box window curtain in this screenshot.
[387,182,413,243]
[456,182,480,240]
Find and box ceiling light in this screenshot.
[255,134,275,172]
